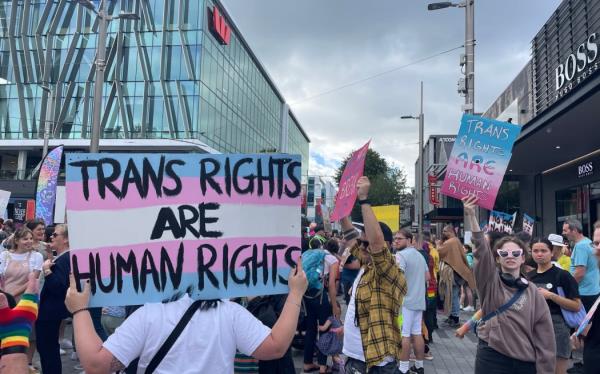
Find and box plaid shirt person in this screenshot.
[351,243,407,370]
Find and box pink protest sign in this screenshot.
[440,115,521,210]
[330,141,370,222]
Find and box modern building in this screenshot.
[305,175,336,224]
[484,0,600,236]
[414,134,460,237]
[0,0,310,215]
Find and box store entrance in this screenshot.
[591,182,600,230]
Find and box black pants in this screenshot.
[475,340,536,374]
[423,297,437,342]
[36,319,62,374]
[303,290,332,366]
[345,357,398,374]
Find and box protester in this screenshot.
[25,219,51,261]
[246,295,296,374]
[340,248,361,305]
[66,258,308,373]
[549,233,572,270]
[437,224,475,327]
[0,273,39,374]
[302,236,339,373]
[36,224,71,374]
[101,306,127,335]
[461,244,475,312]
[316,303,344,371]
[571,222,600,374]
[395,229,428,374]
[528,237,581,374]
[341,176,407,373]
[464,195,555,374]
[563,219,599,312]
[422,232,439,332]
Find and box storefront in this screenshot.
[487,0,600,236]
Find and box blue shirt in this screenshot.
[396,247,428,311]
[570,237,600,296]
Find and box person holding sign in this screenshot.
[340,176,407,374]
[463,195,556,374]
[65,259,308,373]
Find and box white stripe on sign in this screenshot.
[67,203,300,250]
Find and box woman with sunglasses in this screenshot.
[463,195,555,374]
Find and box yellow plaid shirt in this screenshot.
[351,244,407,370]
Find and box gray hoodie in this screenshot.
[473,231,556,374]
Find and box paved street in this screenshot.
[56,310,477,374]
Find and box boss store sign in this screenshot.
[578,162,594,178]
[555,33,599,101]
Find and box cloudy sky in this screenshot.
[222,0,561,187]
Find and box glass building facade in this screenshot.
[0,0,309,176]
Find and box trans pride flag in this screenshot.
[35,146,63,225]
[65,153,302,307]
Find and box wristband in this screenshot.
[0,293,38,350]
[1,345,27,355]
[344,230,360,241]
[357,198,370,205]
[71,307,90,316]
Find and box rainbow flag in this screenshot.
[35,146,63,225]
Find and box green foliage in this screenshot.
[334,149,409,222]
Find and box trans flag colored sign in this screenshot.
[66,153,302,307]
[441,115,521,210]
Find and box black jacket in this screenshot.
[38,252,71,321]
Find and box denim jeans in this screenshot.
[475,340,536,374]
[451,284,461,317]
[345,357,398,374]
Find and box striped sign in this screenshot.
[66,153,302,307]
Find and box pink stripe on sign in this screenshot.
[66,177,299,211]
[70,237,301,279]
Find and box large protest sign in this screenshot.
[440,115,521,210]
[488,210,516,234]
[66,153,302,307]
[522,213,534,236]
[330,140,370,222]
[372,205,400,232]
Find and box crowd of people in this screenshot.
[0,179,600,373]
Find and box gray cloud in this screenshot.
[222,0,561,186]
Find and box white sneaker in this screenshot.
[70,351,78,361]
[60,338,73,349]
[463,306,475,312]
[60,348,66,355]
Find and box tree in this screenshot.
[335,149,409,222]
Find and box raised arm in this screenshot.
[356,177,385,253]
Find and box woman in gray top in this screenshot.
[463,195,556,374]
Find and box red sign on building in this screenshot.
[428,174,440,206]
[209,6,231,45]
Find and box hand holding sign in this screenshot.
[66,273,91,314]
[356,176,370,200]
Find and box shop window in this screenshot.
[556,185,590,236]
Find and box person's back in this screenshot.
[103,296,272,373]
[396,247,427,311]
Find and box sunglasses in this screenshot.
[497,248,523,258]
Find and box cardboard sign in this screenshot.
[522,214,534,236]
[330,141,370,222]
[66,153,302,307]
[441,115,521,210]
[488,210,516,234]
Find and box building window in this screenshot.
[556,185,590,237]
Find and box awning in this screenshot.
[424,208,464,222]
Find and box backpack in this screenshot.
[301,249,327,291]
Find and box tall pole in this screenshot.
[90,0,107,153]
[418,81,424,244]
[42,121,50,158]
[465,0,475,114]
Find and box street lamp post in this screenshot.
[401,81,425,245]
[428,0,475,114]
[77,0,139,153]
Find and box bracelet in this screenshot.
[344,231,360,241]
[71,307,89,316]
[286,299,301,308]
[357,198,370,205]
[1,346,27,355]
[343,228,356,235]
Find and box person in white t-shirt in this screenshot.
[65,258,308,374]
